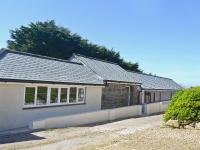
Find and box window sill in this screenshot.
[23,102,86,110]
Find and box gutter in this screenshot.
[105,80,142,85]
[142,88,179,91]
[0,78,105,86]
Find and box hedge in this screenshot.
[164,87,200,122]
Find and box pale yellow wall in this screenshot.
[0,84,102,131]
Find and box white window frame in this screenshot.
[36,86,48,105]
[23,84,86,108]
[77,87,86,103]
[49,87,59,104]
[24,86,36,106]
[69,87,78,104]
[60,87,68,104]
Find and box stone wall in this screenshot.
[101,83,140,109]
[130,85,140,105]
[161,91,172,101]
[102,84,129,109]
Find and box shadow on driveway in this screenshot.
[0,131,45,144]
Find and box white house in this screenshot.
[0,49,181,131]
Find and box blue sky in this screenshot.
[0,0,199,86]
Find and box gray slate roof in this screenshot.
[70,54,138,83]
[0,49,104,85]
[127,71,181,90]
[70,54,181,90]
[0,50,181,89]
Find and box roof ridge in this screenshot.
[73,53,119,65]
[72,54,104,81]
[1,48,83,65]
[127,70,172,80]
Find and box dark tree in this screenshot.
[7,20,141,72]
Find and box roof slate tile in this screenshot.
[71,54,181,90]
[0,49,104,85]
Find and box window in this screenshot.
[60,88,68,103]
[145,92,151,103]
[50,88,58,104]
[25,87,35,105]
[24,85,85,108]
[78,88,85,102]
[69,87,77,103]
[37,87,47,105]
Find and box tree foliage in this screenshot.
[7,20,141,72]
[164,87,200,122]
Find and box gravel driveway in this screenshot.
[0,115,163,150]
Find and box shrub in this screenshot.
[164,87,200,122]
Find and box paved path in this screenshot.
[92,114,163,135]
[0,114,163,150]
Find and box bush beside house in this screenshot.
[164,87,200,129]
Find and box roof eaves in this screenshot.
[142,88,180,91]
[0,78,105,86]
[105,80,142,85]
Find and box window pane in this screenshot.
[69,87,77,103]
[37,87,47,105]
[78,88,85,102]
[61,88,68,103]
[50,88,58,104]
[25,87,35,105]
[145,92,151,103]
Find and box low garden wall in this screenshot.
[30,105,142,130]
[144,101,170,115]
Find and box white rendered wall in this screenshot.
[144,101,170,115]
[0,83,102,131]
[30,105,142,130]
